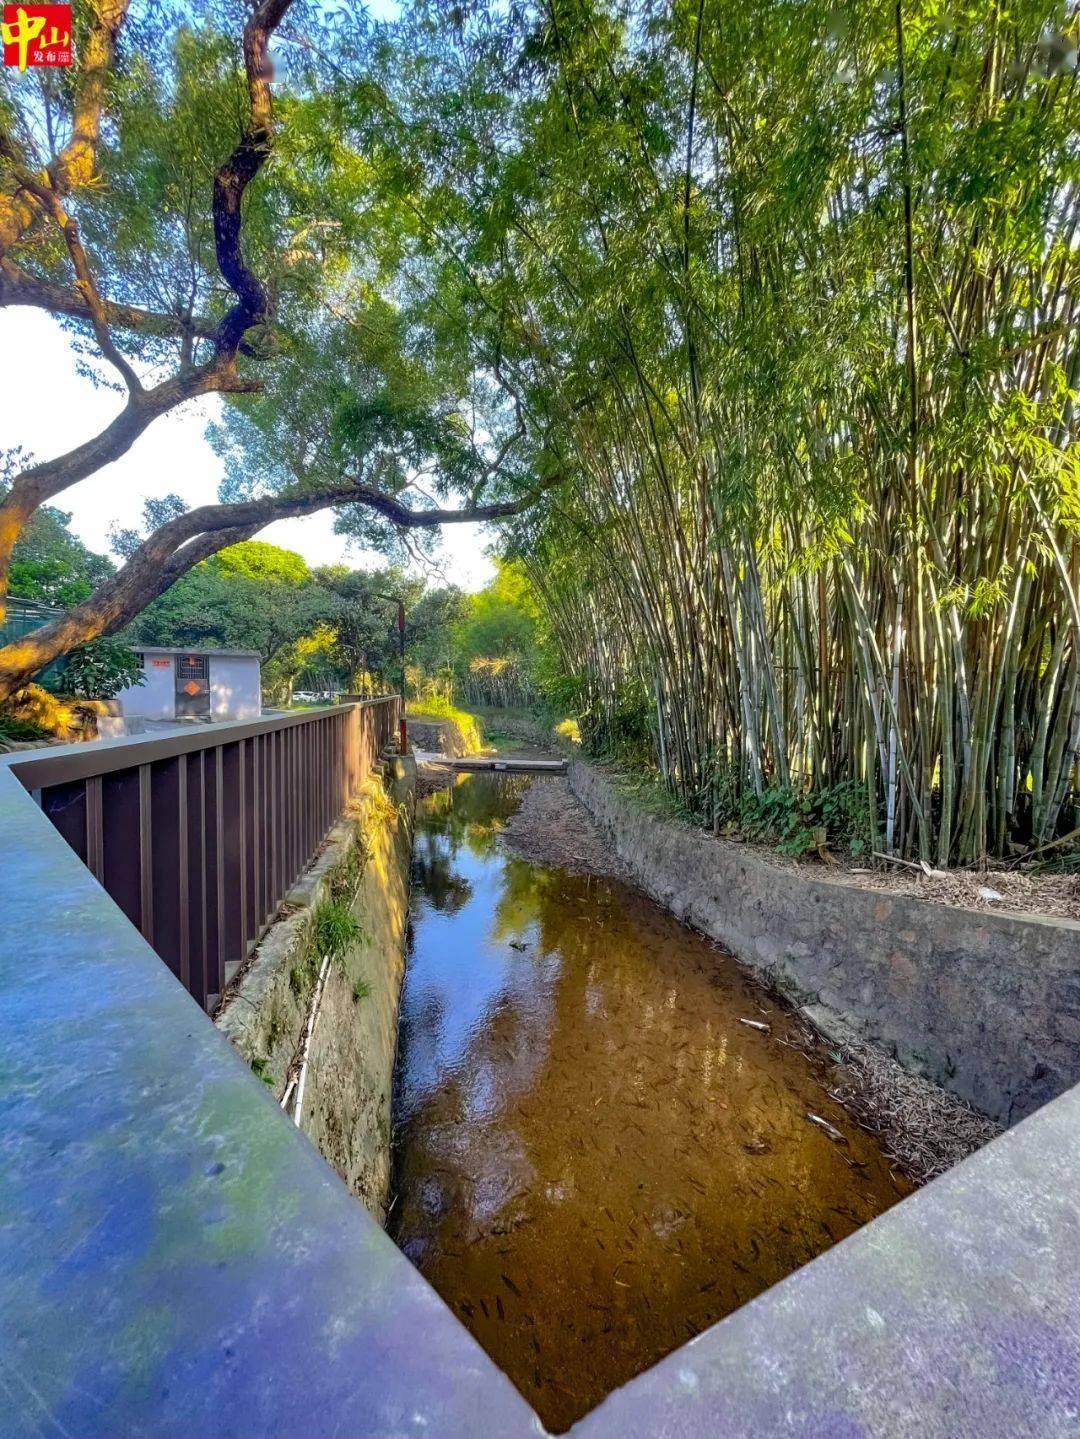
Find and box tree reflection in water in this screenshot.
[391,774,910,1433]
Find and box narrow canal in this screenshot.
[390,773,910,1433]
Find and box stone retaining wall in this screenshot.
[570,760,1080,1125]
[216,757,414,1220]
[407,712,482,757]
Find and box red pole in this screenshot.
[397,600,407,755]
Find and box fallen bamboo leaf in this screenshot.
[806,1112,848,1144]
[739,1018,771,1032]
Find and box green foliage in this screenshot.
[3,0,1076,870]
[214,541,311,587]
[7,503,113,609]
[611,768,698,823]
[734,783,871,859]
[126,535,536,714]
[329,843,364,905]
[451,564,543,708]
[353,976,372,1002]
[407,695,485,753]
[553,718,581,746]
[306,567,423,696]
[368,0,1080,864]
[577,687,657,771]
[128,542,325,657]
[126,542,343,705]
[63,638,144,700]
[109,495,186,560]
[289,950,320,997]
[615,764,871,857]
[0,714,51,743]
[455,565,538,662]
[312,901,362,962]
[408,587,471,693]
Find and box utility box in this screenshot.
[117,648,262,723]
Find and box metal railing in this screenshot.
[4,697,401,1009]
[1,596,68,689]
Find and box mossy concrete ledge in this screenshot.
[215,755,415,1221]
[569,759,1080,1125]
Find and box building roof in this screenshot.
[136,647,262,659]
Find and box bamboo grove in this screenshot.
[4,0,1078,866]
[379,0,1080,864]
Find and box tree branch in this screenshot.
[0,256,221,344]
[0,0,294,605]
[0,357,260,599]
[5,157,143,391]
[0,472,563,698]
[213,0,295,359]
[0,0,129,252]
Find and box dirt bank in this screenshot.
[759,840,1080,922]
[499,772,634,881]
[498,773,999,1183]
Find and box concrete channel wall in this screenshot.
[216,757,414,1221]
[4,743,1080,1436]
[570,760,1080,1125]
[406,712,482,756]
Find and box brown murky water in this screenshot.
[390,774,910,1432]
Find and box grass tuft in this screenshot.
[313,901,362,962]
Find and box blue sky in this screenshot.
[1,308,496,591]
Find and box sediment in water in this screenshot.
[391,770,915,1432]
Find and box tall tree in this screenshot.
[0,0,556,699]
[374,0,1080,863]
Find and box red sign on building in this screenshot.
[2,4,71,70]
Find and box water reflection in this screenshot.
[391,774,909,1433]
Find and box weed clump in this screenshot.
[313,901,363,962]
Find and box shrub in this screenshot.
[736,779,871,857]
[0,713,51,743]
[63,638,145,699]
[554,718,581,746]
[1,684,76,740]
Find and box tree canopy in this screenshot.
[127,539,466,704]
[2,0,1078,863]
[0,0,552,696]
[366,0,1080,863]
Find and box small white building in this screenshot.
[117,648,262,723]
